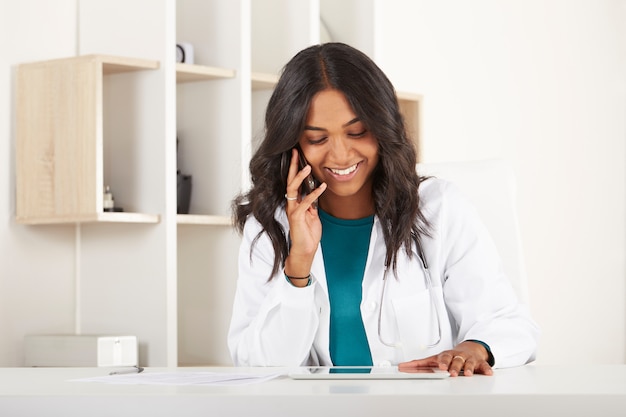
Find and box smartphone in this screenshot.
[280,147,318,196]
[296,147,318,195]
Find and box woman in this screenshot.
[229,42,539,376]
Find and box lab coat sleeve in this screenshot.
[227,215,321,366]
[437,181,540,368]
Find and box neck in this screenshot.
[318,191,375,220]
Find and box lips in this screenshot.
[329,163,358,176]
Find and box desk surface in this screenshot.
[1,365,625,417]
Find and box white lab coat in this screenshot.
[228,178,539,368]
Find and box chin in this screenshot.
[325,185,364,198]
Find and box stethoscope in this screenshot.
[377,236,443,349]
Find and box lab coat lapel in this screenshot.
[310,244,327,294]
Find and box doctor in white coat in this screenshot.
[229,43,539,377]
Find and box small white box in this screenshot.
[176,42,194,64]
[24,335,138,367]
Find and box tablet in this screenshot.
[288,366,450,380]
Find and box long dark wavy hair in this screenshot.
[232,42,430,280]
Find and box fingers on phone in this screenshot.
[309,182,327,201]
[287,148,299,179]
[297,182,323,207]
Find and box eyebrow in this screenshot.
[304,117,361,131]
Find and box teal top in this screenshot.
[319,209,374,366]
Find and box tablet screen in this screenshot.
[288,366,450,380]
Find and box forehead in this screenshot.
[306,89,358,126]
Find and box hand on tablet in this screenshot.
[398,341,494,377]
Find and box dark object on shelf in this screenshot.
[177,171,192,214]
[176,135,192,214]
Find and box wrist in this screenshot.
[284,254,314,279]
[464,339,495,366]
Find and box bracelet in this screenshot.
[285,274,311,280]
[284,273,312,287]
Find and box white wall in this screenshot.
[1,0,624,367]
[377,0,626,364]
[0,0,78,366]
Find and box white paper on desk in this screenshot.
[72,372,282,386]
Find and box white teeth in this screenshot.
[331,164,357,176]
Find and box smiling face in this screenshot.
[298,89,379,219]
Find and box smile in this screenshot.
[329,163,358,176]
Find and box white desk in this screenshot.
[1,365,624,417]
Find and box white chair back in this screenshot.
[416,159,530,304]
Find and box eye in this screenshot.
[348,129,367,138]
[307,136,328,145]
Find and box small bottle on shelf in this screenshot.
[103,185,115,212]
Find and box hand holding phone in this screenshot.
[282,147,326,284]
[281,147,320,197]
[297,147,318,196]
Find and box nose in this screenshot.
[328,136,351,162]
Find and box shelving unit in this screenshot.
[175,61,236,226]
[16,0,422,367]
[15,55,160,225]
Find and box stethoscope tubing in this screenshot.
[377,237,443,349]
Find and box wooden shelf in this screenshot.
[176,63,236,83]
[176,214,232,226]
[251,72,279,90]
[396,91,422,101]
[18,54,160,73]
[17,212,160,225]
[98,55,160,73]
